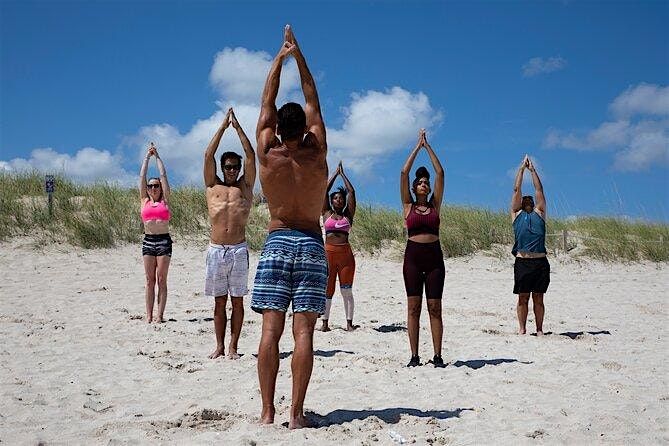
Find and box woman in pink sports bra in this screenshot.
[139,143,172,323]
[400,129,446,368]
[320,161,357,332]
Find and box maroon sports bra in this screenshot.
[406,204,440,237]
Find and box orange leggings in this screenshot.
[325,242,356,297]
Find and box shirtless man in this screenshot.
[204,107,256,359]
[510,155,549,336]
[250,25,328,429]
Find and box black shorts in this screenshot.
[513,257,550,294]
[142,234,172,257]
[403,240,445,299]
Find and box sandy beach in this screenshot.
[1,237,667,445]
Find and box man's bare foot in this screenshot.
[536,331,544,336]
[227,349,240,360]
[146,316,152,324]
[346,322,358,332]
[320,321,330,332]
[518,329,527,335]
[289,414,312,429]
[209,347,225,359]
[260,406,275,424]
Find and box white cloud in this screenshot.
[542,83,669,172]
[209,47,301,106]
[131,53,442,181]
[0,147,134,184]
[543,120,630,151]
[522,56,567,77]
[128,104,264,185]
[613,119,669,171]
[3,46,442,186]
[609,83,669,118]
[124,46,308,186]
[327,87,442,172]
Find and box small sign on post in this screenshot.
[45,175,55,216]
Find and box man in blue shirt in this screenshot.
[510,155,550,335]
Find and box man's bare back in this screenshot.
[259,138,326,234]
[252,25,328,430]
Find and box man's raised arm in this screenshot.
[256,37,295,153]
[230,109,256,189]
[511,155,528,214]
[285,25,326,150]
[527,158,546,216]
[204,109,231,187]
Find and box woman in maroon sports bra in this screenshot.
[399,129,446,368]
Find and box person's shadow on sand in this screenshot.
[537,330,611,339]
[374,324,407,333]
[252,349,355,360]
[305,407,474,427]
[450,358,533,369]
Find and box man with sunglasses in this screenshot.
[204,107,256,360]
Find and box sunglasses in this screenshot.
[147,184,161,189]
[223,164,241,171]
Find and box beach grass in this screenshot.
[1,172,667,261]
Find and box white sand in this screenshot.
[1,237,667,445]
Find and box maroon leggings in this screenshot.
[402,240,445,299]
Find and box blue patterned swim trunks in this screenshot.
[251,229,327,315]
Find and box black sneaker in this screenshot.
[432,355,446,368]
[406,355,420,367]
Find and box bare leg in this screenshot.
[209,296,227,359]
[341,287,356,331]
[517,293,530,334]
[143,256,157,323]
[407,296,422,357]
[228,297,244,359]
[532,293,545,335]
[320,297,332,332]
[289,311,318,429]
[257,310,285,424]
[426,299,443,357]
[154,255,170,323]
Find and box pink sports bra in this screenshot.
[324,215,351,234]
[141,199,171,222]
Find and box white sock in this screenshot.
[323,298,332,320]
[341,288,354,321]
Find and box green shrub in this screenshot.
[1,172,667,261]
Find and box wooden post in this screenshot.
[562,230,568,252]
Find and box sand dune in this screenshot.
[1,237,667,444]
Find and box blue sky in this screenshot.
[1,1,668,221]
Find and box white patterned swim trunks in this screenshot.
[205,241,249,298]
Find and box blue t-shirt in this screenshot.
[512,210,546,256]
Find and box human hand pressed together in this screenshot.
[229,108,240,130]
[221,108,232,130]
[147,142,158,158]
